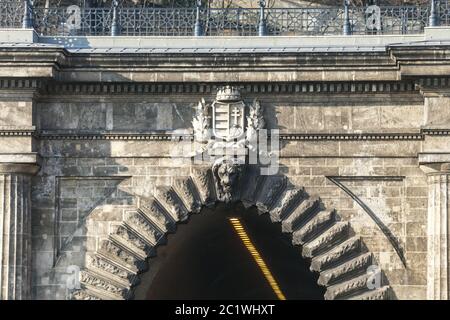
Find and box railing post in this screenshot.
[343,0,351,35]
[111,0,120,36]
[22,0,33,29]
[194,0,203,36]
[258,0,267,36]
[429,0,440,27]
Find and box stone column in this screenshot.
[427,170,449,299]
[420,159,450,300]
[418,84,450,300]
[0,163,38,300]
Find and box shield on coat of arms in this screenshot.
[212,100,245,141]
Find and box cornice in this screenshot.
[27,131,428,141]
[39,81,419,96]
[279,133,424,141]
[0,127,443,141]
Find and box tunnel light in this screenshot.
[228,217,286,300]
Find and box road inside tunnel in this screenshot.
[134,202,325,300]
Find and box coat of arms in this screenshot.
[192,85,264,145]
[190,85,273,200]
[212,86,245,141]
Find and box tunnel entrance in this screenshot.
[133,202,325,300]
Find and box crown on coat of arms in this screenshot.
[216,85,241,102]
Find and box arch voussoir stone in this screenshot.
[71,165,392,300]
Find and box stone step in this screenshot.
[124,210,165,247]
[72,289,103,300]
[292,209,336,245]
[191,167,217,207]
[98,240,147,272]
[138,197,176,233]
[310,236,362,272]
[324,273,374,300]
[318,252,373,286]
[79,270,130,300]
[348,285,391,300]
[254,175,287,213]
[110,224,152,260]
[85,253,138,287]
[269,188,305,222]
[302,222,350,258]
[154,186,190,222]
[240,167,265,208]
[324,274,371,300]
[281,196,321,233]
[172,176,202,214]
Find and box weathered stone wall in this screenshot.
[3,32,450,299]
[26,86,430,299]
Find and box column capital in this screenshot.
[419,153,450,175]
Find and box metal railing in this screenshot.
[0,0,25,28]
[0,0,448,37]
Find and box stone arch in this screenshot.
[71,165,392,300]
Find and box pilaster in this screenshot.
[420,155,450,299]
[0,80,40,300]
[0,163,39,299]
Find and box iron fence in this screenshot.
[0,0,449,36]
[0,0,24,28]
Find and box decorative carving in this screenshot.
[80,271,127,298]
[216,85,241,102]
[72,290,101,300]
[310,236,361,272]
[246,99,265,143]
[269,188,305,222]
[281,197,321,233]
[302,222,350,257]
[191,86,266,162]
[254,175,286,213]
[212,86,245,141]
[139,197,175,232]
[324,273,372,300]
[192,98,210,143]
[100,240,143,271]
[125,211,162,245]
[212,157,243,203]
[155,187,189,222]
[292,209,336,245]
[350,286,390,300]
[191,167,216,206]
[172,177,202,213]
[318,252,373,286]
[114,225,153,255]
[86,254,134,283]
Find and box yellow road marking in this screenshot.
[228,217,286,300]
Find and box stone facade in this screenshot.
[2,28,450,300]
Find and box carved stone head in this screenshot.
[212,157,243,203]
